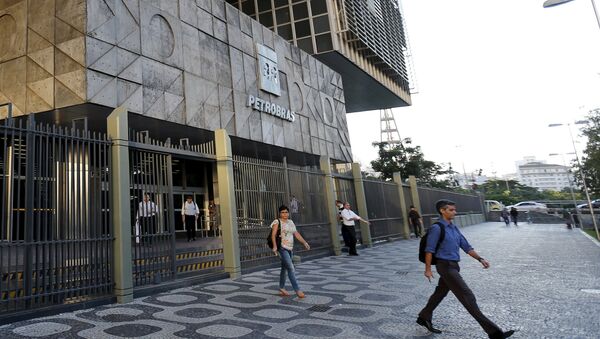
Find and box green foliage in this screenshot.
[370,139,456,189]
[577,109,600,197]
[480,179,583,205]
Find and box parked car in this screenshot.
[576,199,600,209]
[484,200,504,212]
[506,201,548,213]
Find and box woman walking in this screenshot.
[270,205,310,298]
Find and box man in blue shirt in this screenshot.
[417,199,514,339]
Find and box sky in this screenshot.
[347,0,600,177]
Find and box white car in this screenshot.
[506,201,548,213]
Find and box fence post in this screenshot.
[215,129,241,279]
[393,173,411,239]
[320,156,341,255]
[352,163,372,247]
[408,175,423,234]
[107,106,133,303]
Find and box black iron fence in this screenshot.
[0,117,112,315]
[418,186,484,227]
[233,156,332,270]
[363,179,403,241]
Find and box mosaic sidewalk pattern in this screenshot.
[1,223,599,338]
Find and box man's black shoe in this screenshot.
[490,330,515,339]
[416,317,442,334]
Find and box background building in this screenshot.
[225,0,412,112]
[517,161,574,191]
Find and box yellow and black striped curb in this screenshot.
[177,260,223,272]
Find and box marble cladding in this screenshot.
[0,0,351,162]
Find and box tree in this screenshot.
[370,139,455,188]
[577,109,600,197]
[480,179,583,205]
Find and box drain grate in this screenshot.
[308,304,332,312]
[397,271,408,276]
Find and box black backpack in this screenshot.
[267,219,282,249]
[418,222,445,264]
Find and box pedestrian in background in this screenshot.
[417,199,514,339]
[340,202,370,256]
[509,207,519,226]
[270,205,310,298]
[137,193,158,245]
[500,208,510,226]
[408,205,424,237]
[182,195,199,241]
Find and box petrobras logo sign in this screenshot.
[247,95,296,122]
[256,43,281,96]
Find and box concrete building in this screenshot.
[517,161,574,191]
[224,0,412,112]
[0,0,415,319]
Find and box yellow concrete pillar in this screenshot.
[215,129,241,279]
[393,172,411,239]
[320,156,342,255]
[351,163,372,247]
[107,106,133,303]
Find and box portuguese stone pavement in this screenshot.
[1,222,599,338]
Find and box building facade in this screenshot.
[225,0,412,112]
[517,161,574,191]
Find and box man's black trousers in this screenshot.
[184,215,196,240]
[341,225,357,255]
[418,260,502,337]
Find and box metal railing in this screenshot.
[0,117,112,315]
[363,179,403,241]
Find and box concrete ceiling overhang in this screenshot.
[315,52,410,113]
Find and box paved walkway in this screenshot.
[1,222,599,338]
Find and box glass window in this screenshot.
[242,0,255,15]
[310,0,327,15]
[312,15,330,34]
[297,37,313,53]
[258,1,272,12]
[276,7,291,24]
[315,33,332,52]
[293,2,309,19]
[277,24,293,40]
[274,0,288,7]
[294,19,311,38]
[259,11,274,27]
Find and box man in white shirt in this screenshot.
[137,193,158,244]
[340,202,370,256]
[182,195,199,241]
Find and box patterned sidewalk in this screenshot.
[1,222,599,338]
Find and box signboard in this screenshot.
[256,44,281,96]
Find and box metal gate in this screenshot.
[363,179,403,241]
[128,132,176,287]
[0,117,112,315]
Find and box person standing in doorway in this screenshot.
[340,202,370,256]
[417,199,514,338]
[270,205,310,298]
[408,205,424,238]
[182,195,199,242]
[137,193,158,245]
[509,207,519,226]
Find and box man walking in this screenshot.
[417,199,514,338]
[137,193,158,244]
[408,205,423,238]
[340,202,370,256]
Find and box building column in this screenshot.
[408,175,423,235]
[107,106,133,303]
[215,129,241,279]
[320,156,341,255]
[352,163,372,247]
[393,172,411,239]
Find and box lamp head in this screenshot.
[543,0,576,8]
[548,123,563,127]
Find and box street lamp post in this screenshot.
[548,122,600,240]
